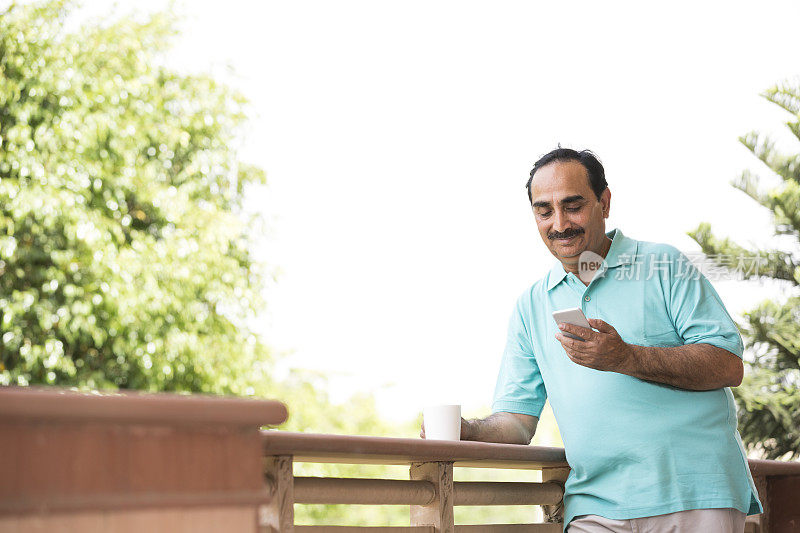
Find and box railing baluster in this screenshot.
[410,461,455,533]
[540,467,569,524]
[262,455,295,533]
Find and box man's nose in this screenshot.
[552,209,569,233]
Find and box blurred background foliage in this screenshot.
[0,0,543,525]
[690,81,800,460]
[0,0,268,393]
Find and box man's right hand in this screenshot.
[419,412,538,445]
[419,417,472,440]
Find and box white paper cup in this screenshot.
[423,404,461,441]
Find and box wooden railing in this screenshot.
[2,387,800,532]
[0,386,287,533]
[260,432,800,533]
[260,431,571,532]
[747,459,800,533]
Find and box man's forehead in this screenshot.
[531,160,593,197]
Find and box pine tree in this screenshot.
[689,81,800,460]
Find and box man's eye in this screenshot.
[566,206,581,212]
[539,211,552,218]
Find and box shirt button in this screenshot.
[584,296,591,302]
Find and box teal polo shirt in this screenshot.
[492,228,762,531]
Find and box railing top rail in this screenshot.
[261,431,569,469]
[0,386,288,427]
[748,458,800,477]
[262,432,800,475]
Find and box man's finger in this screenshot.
[588,318,614,334]
[564,349,588,366]
[555,332,574,348]
[564,340,596,356]
[556,332,592,352]
[558,323,594,341]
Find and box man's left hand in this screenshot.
[555,318,632,373]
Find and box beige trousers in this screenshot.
[567,507,747,533]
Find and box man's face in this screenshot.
[529,160,611,264]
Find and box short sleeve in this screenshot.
[668,250,744,358]
[491,297,547,417]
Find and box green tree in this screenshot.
[690,80,800,460]
[0,0,273,393]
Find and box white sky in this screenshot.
[99,1,800,423]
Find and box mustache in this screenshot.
[549,228,584,240]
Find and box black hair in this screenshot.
[525,147,608,203]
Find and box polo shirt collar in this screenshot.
[545,228,637,291]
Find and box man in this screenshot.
[423,148,763,532]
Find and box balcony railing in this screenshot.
[2,387,799,532]
[0,386,287,531]
[261,431,569,532]
[259,432,800,533]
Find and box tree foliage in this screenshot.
[689,80,800,460]
[0,0,273,393]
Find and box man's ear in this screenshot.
[600,188,611,218]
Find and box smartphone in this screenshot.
[552,307,592,341]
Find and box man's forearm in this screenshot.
[623,343,743,391]
[462,412,537,445]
